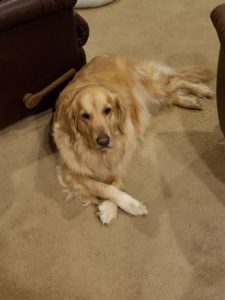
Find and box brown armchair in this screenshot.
[0,0,89,129]
[211,4,225,136]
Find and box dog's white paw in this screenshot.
[97,201,118,224]
[117,193,149,216]
[198,84,214,99]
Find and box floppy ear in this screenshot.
[65,104,78,140]
[56,96,78,141]
[115,96,127,134]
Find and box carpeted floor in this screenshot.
[1,1,225,299]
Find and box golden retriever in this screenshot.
[53,54,213,224]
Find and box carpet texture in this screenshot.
[0,1,225,299]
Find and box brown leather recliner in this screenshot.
[211,4,225,136]
[0,0,89,129]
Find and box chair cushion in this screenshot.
[0,0,77,31]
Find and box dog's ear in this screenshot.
[65,104,78,140]
[56,95,78,141]
[115,96,127,134]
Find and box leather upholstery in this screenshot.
[0,0,77,30]
[0,0,89,129]
[211,4,225,136]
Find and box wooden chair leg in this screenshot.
[23,68,76,109]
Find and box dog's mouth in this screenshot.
[97,144,112,151]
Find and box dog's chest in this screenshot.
[81,151,120,183]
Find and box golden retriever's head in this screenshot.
[66,86,126,151]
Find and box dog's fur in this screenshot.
[53,54,213,224]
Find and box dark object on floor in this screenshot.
[0,0,89,129]
[211,4,225,136]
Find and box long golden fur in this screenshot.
[53,54,213,224]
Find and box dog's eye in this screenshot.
[82,113,90,120]
[104,107,112,115]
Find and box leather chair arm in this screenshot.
[211,4,225,50]
[73,10,89,47]
[0,0,77,31]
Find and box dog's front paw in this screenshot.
[118,193,149,216]
[97,201,118,224]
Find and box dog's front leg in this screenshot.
[72,174,148,224]
[96,177,124,224]
[112,177,125,191]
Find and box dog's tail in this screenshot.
[176,66,214,83]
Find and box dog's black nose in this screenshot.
[96,134,110,147]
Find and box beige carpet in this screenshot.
[1,1,225,299]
